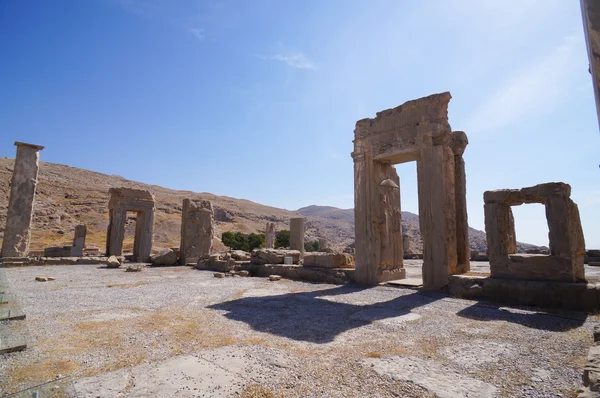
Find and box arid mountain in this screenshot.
[0,158,538,254]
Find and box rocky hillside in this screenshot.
[296,205,539,254]
[0,158,538,254]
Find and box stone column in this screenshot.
[265,222,275,249]
[70,224,86,257]
[290,218,305,255]
[180,199,214,264]
[1,142,44,258]
[318,238,329,252]
[484,202,517,265]
[545,197,586,280]
[133,209,154,262]
[417,145,457,289]
[451,131,470,273]
[106,207,127,257]
[402,234,410,255]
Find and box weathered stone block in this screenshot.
[303,252,355,269]
[180,199,213,264]
[250,249,301,265]
[150,249,178,266]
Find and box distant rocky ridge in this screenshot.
[0,158,540,254]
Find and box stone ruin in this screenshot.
[290,217,305,255]
[351,92,469,288]
[44,224,87,257]
[106,188,155,262]
[180,199,214,265]
[265,222,275,249]
[484,182,585,283]
[1,142,44,258]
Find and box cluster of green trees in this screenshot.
[304,240,320,252]
[222,229,321,253]
[221,231,265,252]
[274,230,290,248]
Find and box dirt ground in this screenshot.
[1,262,596,397]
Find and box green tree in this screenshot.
[222,231,265,251]
[304,240,320,252]
[275,230,290,248]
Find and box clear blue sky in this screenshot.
[1,0,598,247]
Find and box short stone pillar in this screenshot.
[265,222,275,249]
[70,224,87,257]
[319,238,330,252]
[402,234,410,254]
[1,142,44,258]
[290,218,305,255]
[180,199,214,264]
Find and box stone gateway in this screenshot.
[351,93,469,288]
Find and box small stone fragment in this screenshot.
[106,255,121,268]
[46,277,56,281]
[35,276,48,282]
[126,265,144,272]
[269,275,282,281]
[238,270,249,277]
[214,272,225,278]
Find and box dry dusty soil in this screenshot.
[1,262,596,397]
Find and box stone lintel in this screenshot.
[484,182,571,205]
[14,141,44,150]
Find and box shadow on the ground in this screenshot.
[456,302,587,332]
[208,285,444,343]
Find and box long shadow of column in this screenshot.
[208,285,444,343]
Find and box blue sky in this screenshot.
[1,0,598,247]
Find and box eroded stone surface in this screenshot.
[1,142,44,258]
[250,249,301,265]
[290,218,305,255]
[180,199,214,264]
[363,355,498,398]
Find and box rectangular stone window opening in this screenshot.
[484,183,585,283]
[510,204,550,254]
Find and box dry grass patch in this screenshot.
[365,352,382,358]
[3,307,246,393]
[7,359,78,389]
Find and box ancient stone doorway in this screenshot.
[351,93,470,289]
[105,188,155,262]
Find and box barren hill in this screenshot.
[0,158,538,254]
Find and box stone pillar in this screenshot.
[1,142,44,258]
[290,218,305,255]
[70,224,86,257]
[106,207,127,257]
[484,202,517,264]
[402,234,410,255]
[452,132,470,273]
[265,222,275,249]
[319,238,329,252]
[180,199,214,264]
[417,145,457,289]
[545,197,586,280]
[134,209,154,262]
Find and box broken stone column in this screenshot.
[180,199,214,265]
[265,222,275,249]
[290,218,305,255]
[319,238,330,252]
[70,224,87,257]
[402,234,410,254]
[1,142,44,258]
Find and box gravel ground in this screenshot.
[0,263,596,397]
